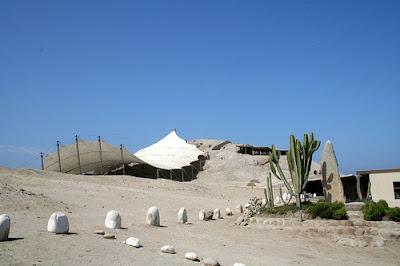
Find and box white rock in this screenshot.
[178,207,187,224]
[212,208,221,219]
[261,199,267,208]
[105,210,121,229]
[185,252,199,261]
[160,245,175,254]
[47,212,69,234]
[225,208,233,216]
[244,203,251,209]
[125,237,141,248]
[233,263,246,266]
[236,204,243,213]
[203,257,220,266]
[146,206,160,226]
[0,214,11,241]
[199,209,212,221]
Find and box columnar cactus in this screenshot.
[269,133,320,207]
[263,173,274,208]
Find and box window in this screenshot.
[394,182,400,199]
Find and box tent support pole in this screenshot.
[191,165,194,179]
[156,168,159,179]
[98,136,103,175]
[120,144,125,175]
[75,135,82,174]
[181,169,184,182]
[57,141,62,172]
[199,158,202,171]
[40,152,44,170]
[170,170,172,180]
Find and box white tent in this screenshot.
[134,130,205,170]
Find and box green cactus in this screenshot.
[269,133,320,207]
[264,172,274,208]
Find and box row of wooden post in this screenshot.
[40,135,126,176]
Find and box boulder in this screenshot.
[47,212,69,234]
[178,207,187,224]
[125,237,141,248]
[202,257,220,266]
[225,208,233,216]
[185,252,200,261]
[199,209,213,221]
[146,206,160,226]
[160,245,175,254]
[105,210,121,229]
[321,141,346,203]
[212,208,221,219]
[0,214,11,241]
[236,204,243,214]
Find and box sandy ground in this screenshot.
[1,167,400,266]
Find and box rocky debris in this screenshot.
[0,214,10,241]
[103,233,116,239]
[185,252,200,261]
[346,202,365,211]
[202,257,220,266]
[235,209,252,226]
[94,230,105,235]
[47,212,69,234]
[335,237,368,248]
[146,206,160,226]
[236,204,243,214]
[199,209,213,221]
[105,210,121,229]
[125,237,141,248]
[178,207,187,224]
[225,208,233,216]
[160,245,176,254]
[212,208,221,219]
[261,199,267,208]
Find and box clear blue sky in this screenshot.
[1,0,399,173]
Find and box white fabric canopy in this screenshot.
[134,131,205,170]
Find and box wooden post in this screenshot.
[156,168,160,179]
[170,170,172,180]
[120,144,125,175]
[75,135,82,174]
[199,158,202,171]
[191,165,194,179]
[181,169,184,182]
[98,136,103,175]
[56,141,62,172]
[40,152,44,170]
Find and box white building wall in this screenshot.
[370,172,400,207]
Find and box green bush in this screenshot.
[386,207,400,222]
[308,200,347,220]
[362,200,389,221]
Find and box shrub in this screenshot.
[308,200,347,220]
[386,207,400,222]
[362,200,388,221]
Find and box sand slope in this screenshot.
[1,168,399,265]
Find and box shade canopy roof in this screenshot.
[134,130,205,170]
[44,139,145,174]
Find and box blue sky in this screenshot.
[0,0,399,173]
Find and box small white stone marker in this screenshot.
[178,207,187,224]
[160,245,175,254]
[146,206,160,226]
[105,210,121,229]
[125,237,141,248]
[225,208,233,216]
[212,208,221,219]
[47,212,69,234]
[203,257,220,266]
[236,204,243,213]
[0,214,11,241]
[233,263,246,266]
[185,252,200,261]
